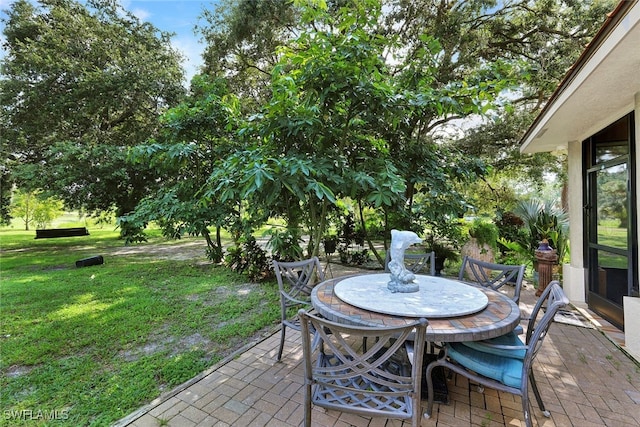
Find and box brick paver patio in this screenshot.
[116,267,640,427]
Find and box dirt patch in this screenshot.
[5,364,35,378]
[35,239,374,367]
[108,240,209,261]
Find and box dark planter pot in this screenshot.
[434,256,446,276]
[323,239,338,256]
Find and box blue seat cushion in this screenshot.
[448,342,524,388]
[460,331,526,359]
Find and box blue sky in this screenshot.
[123,0,218,82]
[0,0,219,83]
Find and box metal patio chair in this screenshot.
[273,257,325,361]
[384,251,436,276]
[424,281,569,427]
[458,255,526,304]
[299,309,428,427]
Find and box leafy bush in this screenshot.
[117,215,148,244]
[337,244,370,265]
[267,228,304,261]
[322,235,339,256]
[497,199,569,265]
[224,236,271,281]
[205,244,224,263]
[495,211,526,246]
[467,218,499,253]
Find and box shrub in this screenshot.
[467,218,499,253]
[497,199,569,266]
[225,236,271,281]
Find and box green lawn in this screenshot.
[0,229,280,426]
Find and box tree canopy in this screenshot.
[1,0,185,222]
[136,0,522,262]
[2,0,615,270]
[197,0,614,189]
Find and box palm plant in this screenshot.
[498,199,569,266]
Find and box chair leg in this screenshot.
[303,382,312,427]
[277,324,286,361]
[521,387,533,427]
[424,362,438,419]
[529,371,551,417]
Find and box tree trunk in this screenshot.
[357,198,383,266]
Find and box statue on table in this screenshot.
[387,229,422,293]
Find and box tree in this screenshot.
[0,166,13,226]
[1,0,185,227]
[123,76,243,251]
[130,0,612,273]
[197,0,614,212]
[9,189,64,230]
[202,0,500,261]
[454,0,616,209]
[197,0,300,107]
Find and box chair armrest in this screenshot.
[280,291,311,306]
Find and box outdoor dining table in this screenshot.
[311,273,521,342]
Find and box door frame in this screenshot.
[582,112,638,329]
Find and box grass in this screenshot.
[0,228,280,426]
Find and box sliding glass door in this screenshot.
[584,114,637,329]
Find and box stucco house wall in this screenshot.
[520,0,639,361]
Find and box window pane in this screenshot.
[592,249,628,306]
[595,143,628,163]
[596,163,628,250]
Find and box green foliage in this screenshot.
[224,235,271,281]
[467,218,500,253]
[9,189,64,230]
[1,0,185,218]
[198,0,299,106]
[123,0,609,271]
[427,241,459,263]
[338,245,370,266]
[267,228,304,262]
[495,211,526,244]
[495,210,529,263]
[322,234,339,256]
[116,213,148,245]
[205,244,224,263]
[498,199,569,265]
[125,76,242,248]
[598,166,629,228]
[204,0,502,260]
[453,0,615,207]
[0,169,13,225]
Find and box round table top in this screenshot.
[334,273,488,318]
[311,273,521,342]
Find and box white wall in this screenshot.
[625,93,640,361]
[564,139,586,303]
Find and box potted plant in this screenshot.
[497,199,569,286]
[467,218,499,254]
[422,220,464,276]
[322,234,339,256]
[427,241,459,276]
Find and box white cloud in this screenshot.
[130,7,150,21]
[171,34,205,84]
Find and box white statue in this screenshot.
[387,229,422,293]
